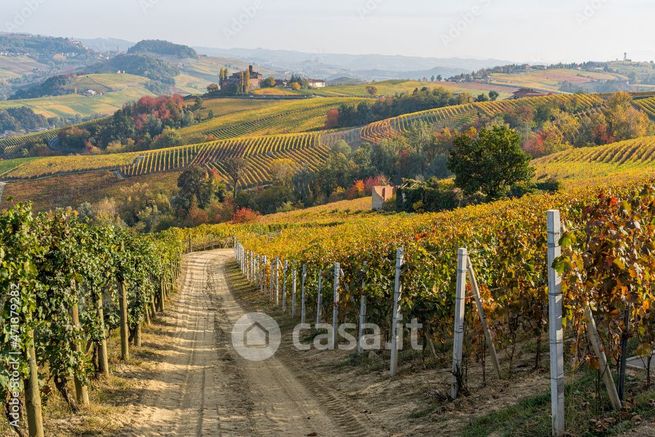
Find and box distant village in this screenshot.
[212,65,326,95]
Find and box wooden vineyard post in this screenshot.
[301,264,307,323]
[159,277,166,312]
[275,257,280,306]
[547,210,565,436]
[71,301,90,408]
[390,248,404,377]
[291,267,298,318]
[119,280,130,361]
[585,306,622,410]
[97,293,110,378]
[25,328,44,437]
[466,259,502,378]
[316,270,323,324]
[282,260,288,312]
[451,248,467,399]
[332,263,340,349]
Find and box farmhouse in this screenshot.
[372,185,395,210]
[307,79,327,89]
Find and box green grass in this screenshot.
[0,157,35,176]
[463,370,655,437]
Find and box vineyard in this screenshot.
[634,96,655,119]
[360,93,607,143]
[0,118,106,158]
[180,170,655,435]
[534,136,655,183]
[0,129,58,157]
[120,132,331,187]
[0,204,191,436]
[177,97,368,141]
[1,92,652,191]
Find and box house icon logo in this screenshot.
[231,312,281,361]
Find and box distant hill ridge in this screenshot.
[128,39,198,59]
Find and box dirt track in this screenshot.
[119,249,358,437]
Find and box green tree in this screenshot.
[223,157,248,209]
[489,90,499,101]
[175,166,216,212]
[263,76,276,87]
[448,125,534,199]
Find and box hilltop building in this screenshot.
[220,65,264,93]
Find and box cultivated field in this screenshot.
[0,73,154,118]
[486,68,627,93]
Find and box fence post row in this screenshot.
[390,248,404,377]
[547,210,566,437]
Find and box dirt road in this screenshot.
[120,249,354,437]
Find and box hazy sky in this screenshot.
[2,0,654,63]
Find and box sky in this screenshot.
[2,0,654,63]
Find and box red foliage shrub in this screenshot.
[232,207,259,224]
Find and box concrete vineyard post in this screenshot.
[261,255,268,294]
[119,280,130,361]
[275,257,280,305]
[301,264,307,323]
[25,328,44,437]
[357,262,368,355]
[585,306,622,410]
[316,270,323,324]
[618,304,631,401]
[292,267,298,318]
[390,248,404,377]
[250,251,255,282]
[467,259,502,379]
[451,248,467,399]
[332,263,340,349]
[547,210,565,436]
[269,258,275,302]
[282,260,288,312]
